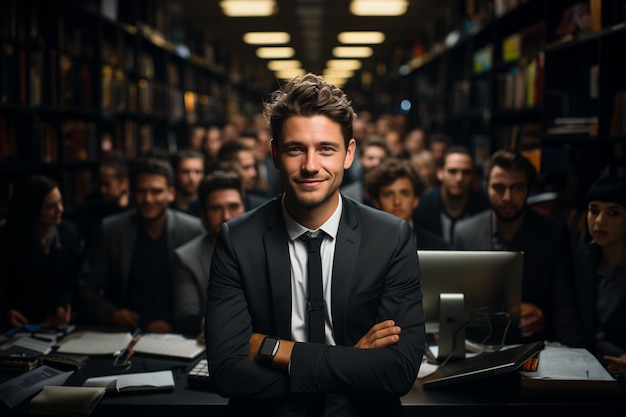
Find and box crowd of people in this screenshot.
[0,74,624,412]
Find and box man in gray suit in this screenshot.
[172,165,245,336]
[206,74,424,417]
[79,157,203,333]
[454,149,583,346]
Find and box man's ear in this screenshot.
[436,167,444,182]
[271,139,279,169]
[168,186,175,203]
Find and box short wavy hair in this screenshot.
[263,73,355,148]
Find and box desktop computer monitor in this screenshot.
[418,250,523,348]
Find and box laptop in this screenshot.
[421,341,544,388]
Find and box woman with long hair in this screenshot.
[0,175,80,328]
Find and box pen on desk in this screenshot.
[423,343,438,364]
[114,329,141,367]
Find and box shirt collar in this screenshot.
[282,194,343,242]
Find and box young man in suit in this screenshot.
[412,146,490,244]
[364,158,449,250]
[79,157,203,333]
[453,149,583,346]
[172,164,245,336]
[206,73,424,417]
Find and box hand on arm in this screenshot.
[354,320,401,349]
[603,352,626,376]
[520,302,544,336]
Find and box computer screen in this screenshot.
[418,250,523,345]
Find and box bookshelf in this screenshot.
[403,0,626,203]
[0,0,264,211]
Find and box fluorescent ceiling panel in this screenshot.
[256,47,295,59]
[338,31,385,44]
[332,46,373,58]
[220,0,276,16]
[243,32,290,45]
[267,60,302,71]
[350,0,408,16]
[326,59,362,70]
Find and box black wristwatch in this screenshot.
[257,336,280,365]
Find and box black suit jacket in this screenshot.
[206,196,424,416]
[79,209,203,325]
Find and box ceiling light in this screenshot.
[332,46,373,58]
[324,76,348,87]
[350,0,408,16]
[267,60,302,71]
[256,47,295,59]
[275,69,306,79]
[326,59,362,71]
[338,31,385,44]
[243,32,290,45]
[323,69,355,79]
[220,0,276,17]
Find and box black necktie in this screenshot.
[300,232,325,344]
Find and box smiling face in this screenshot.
[587,201,626,249]
[134,174,174,222]
[272,115,355,225]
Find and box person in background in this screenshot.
[79,157,203,332]
[170,148,205,217]
[66,154,131,252]
[403,128,428,157]
[428,133,452,168]
[188,125,206,151]
[0,175,80,328]
[218,139,269,209]
[365,158,449,250]
[206,73,424,417]
[172,163,246,336]
[410,150,439,192]
[203,125,223,168]
[572,174,626,376]
[454,149,583,346]
[413,146,489,244]
[340,135,390,206]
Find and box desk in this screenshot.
[2,354,626,416]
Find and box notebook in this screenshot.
[421,341,544,388]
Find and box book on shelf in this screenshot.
[29,50,43,106]
[62,121,97,161]
[547,116,599,135]
[472,43,492,75]
[0,116,16,159]
[38,122,58,163]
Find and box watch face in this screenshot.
[259,337,279,359]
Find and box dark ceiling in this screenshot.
[156,0,456,83]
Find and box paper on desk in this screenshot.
[56,331,132,355]
[519,346,615,381]
[0,365,73,409]
[83,370,175,392]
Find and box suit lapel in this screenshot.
[264,201,293,339]
[331,199,360,345]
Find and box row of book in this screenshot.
[496,53,544,110]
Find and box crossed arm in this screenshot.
[248,320,402,370]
